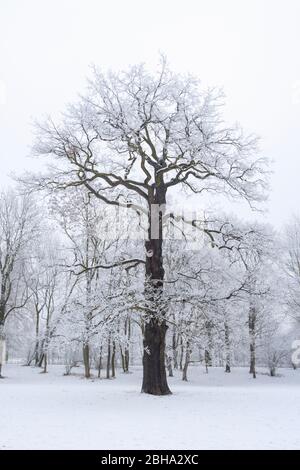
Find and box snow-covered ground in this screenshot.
[0,364,300,450]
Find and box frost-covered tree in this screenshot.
[26,58,268,394]
[25,231,65,368]
[0,191,40,377]
[283,216,300,322]
[49,187,142,378]
[230,222,281,378]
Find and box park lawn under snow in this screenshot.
[0,364,300,450]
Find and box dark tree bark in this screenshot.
[0,310,5,378]
[120,345,126,373]
[120,316,130,373]
[0,333,3,379]
[224,320,231,373]
[41,310,51,374]
[141,185,171,395]
[97,346,103,378]
[182,343,191,381]
[106,336,111,379]
[204,349,210,373]
[38,352,44,368]
[172,325,178,370]
[205,320,213,367]
[83,343,90,378]
[111,340,116,378]
[249,343,256,378]
[124,317,130,372]
[124,347,129,373]
[34,308,40,366]
[142,319,170,394]
[42,353,47,374]
[179,336,184,371]
[249,304,256,379]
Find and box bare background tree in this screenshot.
[0,191,39,377]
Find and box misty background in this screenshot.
[0,0,299,227]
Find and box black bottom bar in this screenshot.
[0,450,298,465]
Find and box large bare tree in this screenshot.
[28,59,268,394]
[0,191,39,377]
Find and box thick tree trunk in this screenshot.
[141,186,171,396]
[42,353,47,373]
[83,343,90,378]
[142,319,170,394]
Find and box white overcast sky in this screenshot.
[0,0,300,227]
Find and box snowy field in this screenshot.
[0,364,300,450]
